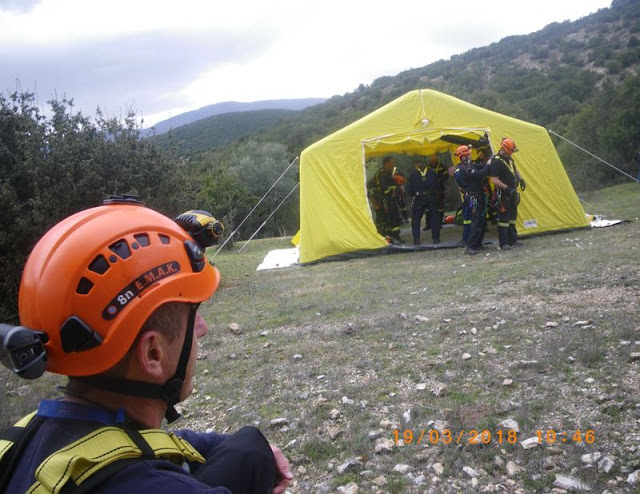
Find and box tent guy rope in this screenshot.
[238,181,300,253]
[548,129,639,183]
[211,156,299,258]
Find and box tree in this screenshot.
[0,92,194,322]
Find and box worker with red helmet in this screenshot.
[454,146,491,255]
[453,147,472,245]
[0,196,292,493]
[490,138,527,250]
[392,168,410,223]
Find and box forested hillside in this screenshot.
[142,97,326,136]
[151,109,297,155]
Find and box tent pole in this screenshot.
[548,129,639,183]
[212,156,299,259]
[238,182,300,253]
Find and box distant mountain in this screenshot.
[142,98,326,137]
[150,108,298,155]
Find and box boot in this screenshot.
[498,226,509,248]
[507,225,518,246]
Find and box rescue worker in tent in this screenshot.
[491,138,527,250]
[476,146,498,229]
[373,156,404,242]
[453,148,472,246]
[0,197,292,494]
[392,168,410,223]
[405,159,441,245]
[455,146,491,255]
[430,154,450,229]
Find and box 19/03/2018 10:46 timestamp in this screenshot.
[391,428,596,446]
[536,429,596,444]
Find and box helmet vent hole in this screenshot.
[88,254,110,275]
[76,277,94,295]
[158,234,170,244]
[134,233,150,247]
[109,239,131,259]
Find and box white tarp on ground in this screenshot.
[257,247,300,271]
[589,214,625,228]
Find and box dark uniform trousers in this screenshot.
[466,192,487,250]
[497,192,519,247]
[412,193,440,243]
[194,426,277,494]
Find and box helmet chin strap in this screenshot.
[78,304,199,424]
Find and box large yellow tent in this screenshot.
[296,89,588,264]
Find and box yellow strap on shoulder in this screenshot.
[28,427,205,494]
[0,411,38,459]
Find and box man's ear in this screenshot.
[133,331,169,381]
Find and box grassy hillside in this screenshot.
[3,183,637,492]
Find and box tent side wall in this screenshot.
[299,89,588,264]
[299,96,423,263]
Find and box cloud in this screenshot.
[0,0,40,14]
[0,30,270,116]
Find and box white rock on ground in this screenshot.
[374,438,395,455]
[597,455,615,474]
[626,470,640,484]
[269,417,289,427]
[228,323,242,334]
[336,482,359,494]
[497,419,520,432]
[553,474,591,491]
[580,452,602,464]
[462,466,480,478]
[520,436,540,449]
[393,464,411,474]
[506,461,524,477]
[337,458,363,474]
[372,475,387,486]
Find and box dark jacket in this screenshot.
[457,160,491,195]
[490,153,517,189]
[6,401,231,493]
[405,167,437,197]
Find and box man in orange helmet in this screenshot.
[490,138,527,250]
[454,146,491,255]
[0,196,292,494]
[392,169,409,223]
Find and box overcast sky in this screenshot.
[0,0,612,127]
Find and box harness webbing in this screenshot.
[0,412,205,494]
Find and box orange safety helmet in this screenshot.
[19,197,220,377]
[500,138,518,155]
[393,173,406,186]
[455,145,472,159]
